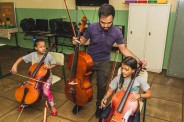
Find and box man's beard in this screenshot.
[100,23,113,32]
[102,27,110,32]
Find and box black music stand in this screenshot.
[49,19,78,52]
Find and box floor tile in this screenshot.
[0,78,19,95]
[0,106,43,122]
[147,71,156,84]
[57,101,96,122]
[143,115,168,122]
[151,84,182,103]
[32,92,68,111]
[47,115,74,122]
[1,88,20,102]
[146,97,182,122]
[89,115,99,122]
[0,97,18,117]
[153,71,183,89]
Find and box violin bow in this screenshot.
[99,50,119,110]
[106,50,119,92]
[64,0,83,44]
[63,0,76,37]
[13,73,48,84]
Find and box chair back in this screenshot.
[139,69,148,81]
[49,52,64,66]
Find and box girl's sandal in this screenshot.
[17,105,23,111]
[51,110,58,116]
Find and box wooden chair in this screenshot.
[117,68,148,122]
[49,52,66,84]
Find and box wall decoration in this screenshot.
[125,0,167,4]
[125,0,137,4]
[148,0,157,3]
[0,2,16,27]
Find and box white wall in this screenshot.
[0,0,135,10]
[0,0,177,11]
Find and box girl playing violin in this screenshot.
[10,39,58,116]
[101,56,151,122]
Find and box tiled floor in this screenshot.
[0,45,183,122]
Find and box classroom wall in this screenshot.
[0,0,178,69]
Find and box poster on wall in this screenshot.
[0,2,17,27]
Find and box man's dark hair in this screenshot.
[98,4,115,18]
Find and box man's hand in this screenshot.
[139,59,147,68]
[72,37,80,45]
[100,98,107,109]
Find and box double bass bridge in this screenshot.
[68,81,78,85]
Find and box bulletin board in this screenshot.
[0,2,17,26]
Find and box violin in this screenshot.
[63,2,94,106]
[15,44,55,105]
[102,65,142,122]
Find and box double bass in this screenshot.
[63,0,93,106]
[102,65,142,122]
[65,17,94,106]
[15,44,55,105]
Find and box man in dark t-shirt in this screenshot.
[72,3,147,119]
